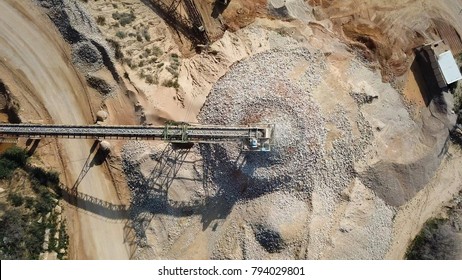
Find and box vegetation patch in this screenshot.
[112,11,136,27]
[453,58,462,113]
[405,218,460,260]
[96,15,106,26]
[152,46,163,57]
[116,31,126,39]
[162,79,180,89]
[0,147,28,179]
[106,39,123,60]
[0,147,68,260]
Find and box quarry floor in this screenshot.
[0,0,462,259]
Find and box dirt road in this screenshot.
[0,0,130,259]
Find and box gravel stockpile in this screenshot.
[72,42,103,72]
[197,46,371,201]
[198,48,328,199]
[197,47,392,258]
[119,45,398,259]
[36,0,120,81]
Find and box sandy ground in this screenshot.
[0,0,130,259]
[386,145,462,259]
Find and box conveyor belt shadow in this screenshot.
[57,183,129,220]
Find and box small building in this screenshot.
[438,50,462,85]
[417,41,462,89]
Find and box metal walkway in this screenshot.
[0,123,274,151]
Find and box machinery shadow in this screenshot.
[72,140,109,190]
[140,0,208,45]
[127,144,201,245]
[198,143,292,229]
[211,0,229,18]
[25,139,40,156]
[59,138,283,255]
[127,141,293,249]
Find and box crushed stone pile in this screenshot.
[197,47,368,203]
[198,48,329,199]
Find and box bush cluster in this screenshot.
[406,218,460,260]
[112,11,136,27]
[0,147,67,259]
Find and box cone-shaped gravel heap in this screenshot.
[198,48,330,199]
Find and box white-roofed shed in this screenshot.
[437,50,462,85]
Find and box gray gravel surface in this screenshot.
[196,47,371,204]
[35,0,120,85]
[198,48,330,199]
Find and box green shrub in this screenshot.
[406,218,459,260]
[57,222,69,260]
[453,81,462,112]
[112,12,136,27]
[152,46,163,57]
[142,28,151,41]
[96,15,106,25]
[2,147,28,167]
[116,31,126,39]
[166,66,178,77]
[25,219,46,259]
[0,148,67,260]
[145,75,158,85]
[0,209,28,259]
[0,158,18,179]
[0,147,28,179]
[162,79,180,89]
[106,39,124,60]
[7,192,24,207]
[24,196,35,209]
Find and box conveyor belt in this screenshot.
[0,123,271,144]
